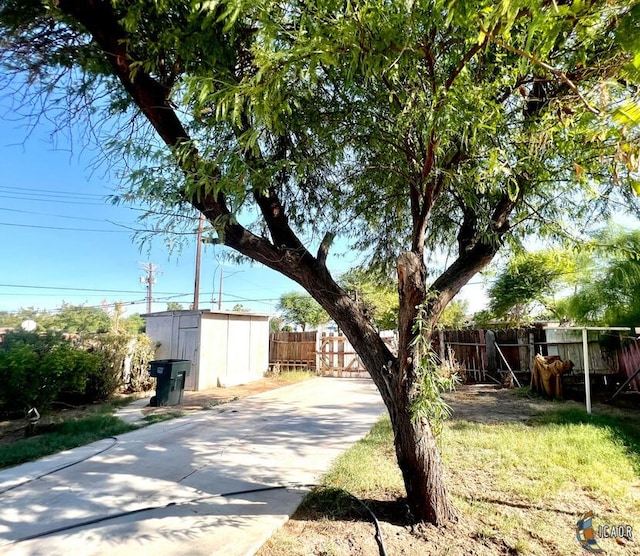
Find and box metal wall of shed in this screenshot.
[145,315,176,360]
[199,315,229,389]
[204,313,269,387]
[145,311,269,391]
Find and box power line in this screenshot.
[0,221,130,233]
[0,184,107,198]
[0,206,118,223]
[0,194,107,206]
[0,283,185,295]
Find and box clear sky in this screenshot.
[0,82,490,319]
[0,105,375,317]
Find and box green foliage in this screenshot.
[127,333,155,392]
[0,329,155,416]
[489,227,640,326]
[80,333,155,395]
[0,305,112,334]
[166,302,184,311]
[121,313,146,334]
[50,303,111,333]
[0,331,101,414]
[269,315,285,333]
[339,269,398,330]
[231,303,251,312]
[487,248,581,324]
[410,303,460,435]
[564,227,640,326]
[277,292,330,331]
[0,415,137,470]
[438,300,470,330]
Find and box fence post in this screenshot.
[485,330,497,377]
[315,331,321,374]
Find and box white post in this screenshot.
[582,327,592,414]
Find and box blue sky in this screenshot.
[0,108,372,317]
[0,75,500,320]
[0,114,490,318]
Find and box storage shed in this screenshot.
[143,310,270,390]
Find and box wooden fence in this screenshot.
[269,331,316,370]
[269,327,639,391]
[269,330,397,377]
[618,337,640,391]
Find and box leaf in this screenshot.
[573,162,584,179]
[612,101,640,127]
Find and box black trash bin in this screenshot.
[149,359,190,406]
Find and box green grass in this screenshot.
[286,399,640,555]
[322,418,403,495]
[442,406,640,554]
[0,415,137,469]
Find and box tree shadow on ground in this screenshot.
[295,486,411,527]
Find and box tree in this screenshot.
[269,315,285,333]
[166,302,184,311]
[231,303,251,312]
[122,313,146,335]
[438,300,470,330]
[277,292,330,331]
[49,303,111,334]
[1,0,639,524]
[563,227,640,326]
[486,248,582,324]
[340,269,398,330]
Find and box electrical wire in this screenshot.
[339,488,388,556]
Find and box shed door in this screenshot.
[178,327,199,390]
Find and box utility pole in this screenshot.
[193,213,205,310]
[218,267,223,310]
[139,262,159,313]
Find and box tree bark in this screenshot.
[393,251,458,524]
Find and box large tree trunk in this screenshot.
[393,410,456,524]
[292,254,456,524]
[392,251,458,524]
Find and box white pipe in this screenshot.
[582,327,592,414]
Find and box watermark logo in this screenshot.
[576,511,604,553]
[576,511,634,552]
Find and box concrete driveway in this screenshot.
[0,378,385,556]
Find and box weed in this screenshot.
[143,412,185,425]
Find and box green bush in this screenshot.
[0,330,156,416]
[0,331,101,414]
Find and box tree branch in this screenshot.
[317,231,335,269]
[483,28,600,115]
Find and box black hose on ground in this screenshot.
[4,483,389,556]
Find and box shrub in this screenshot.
[78,333,155,396]
[0,331,100,415]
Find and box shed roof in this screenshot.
[142,309,271,319]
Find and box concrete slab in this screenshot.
[0,378,385,555]
[114,397,148,425]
